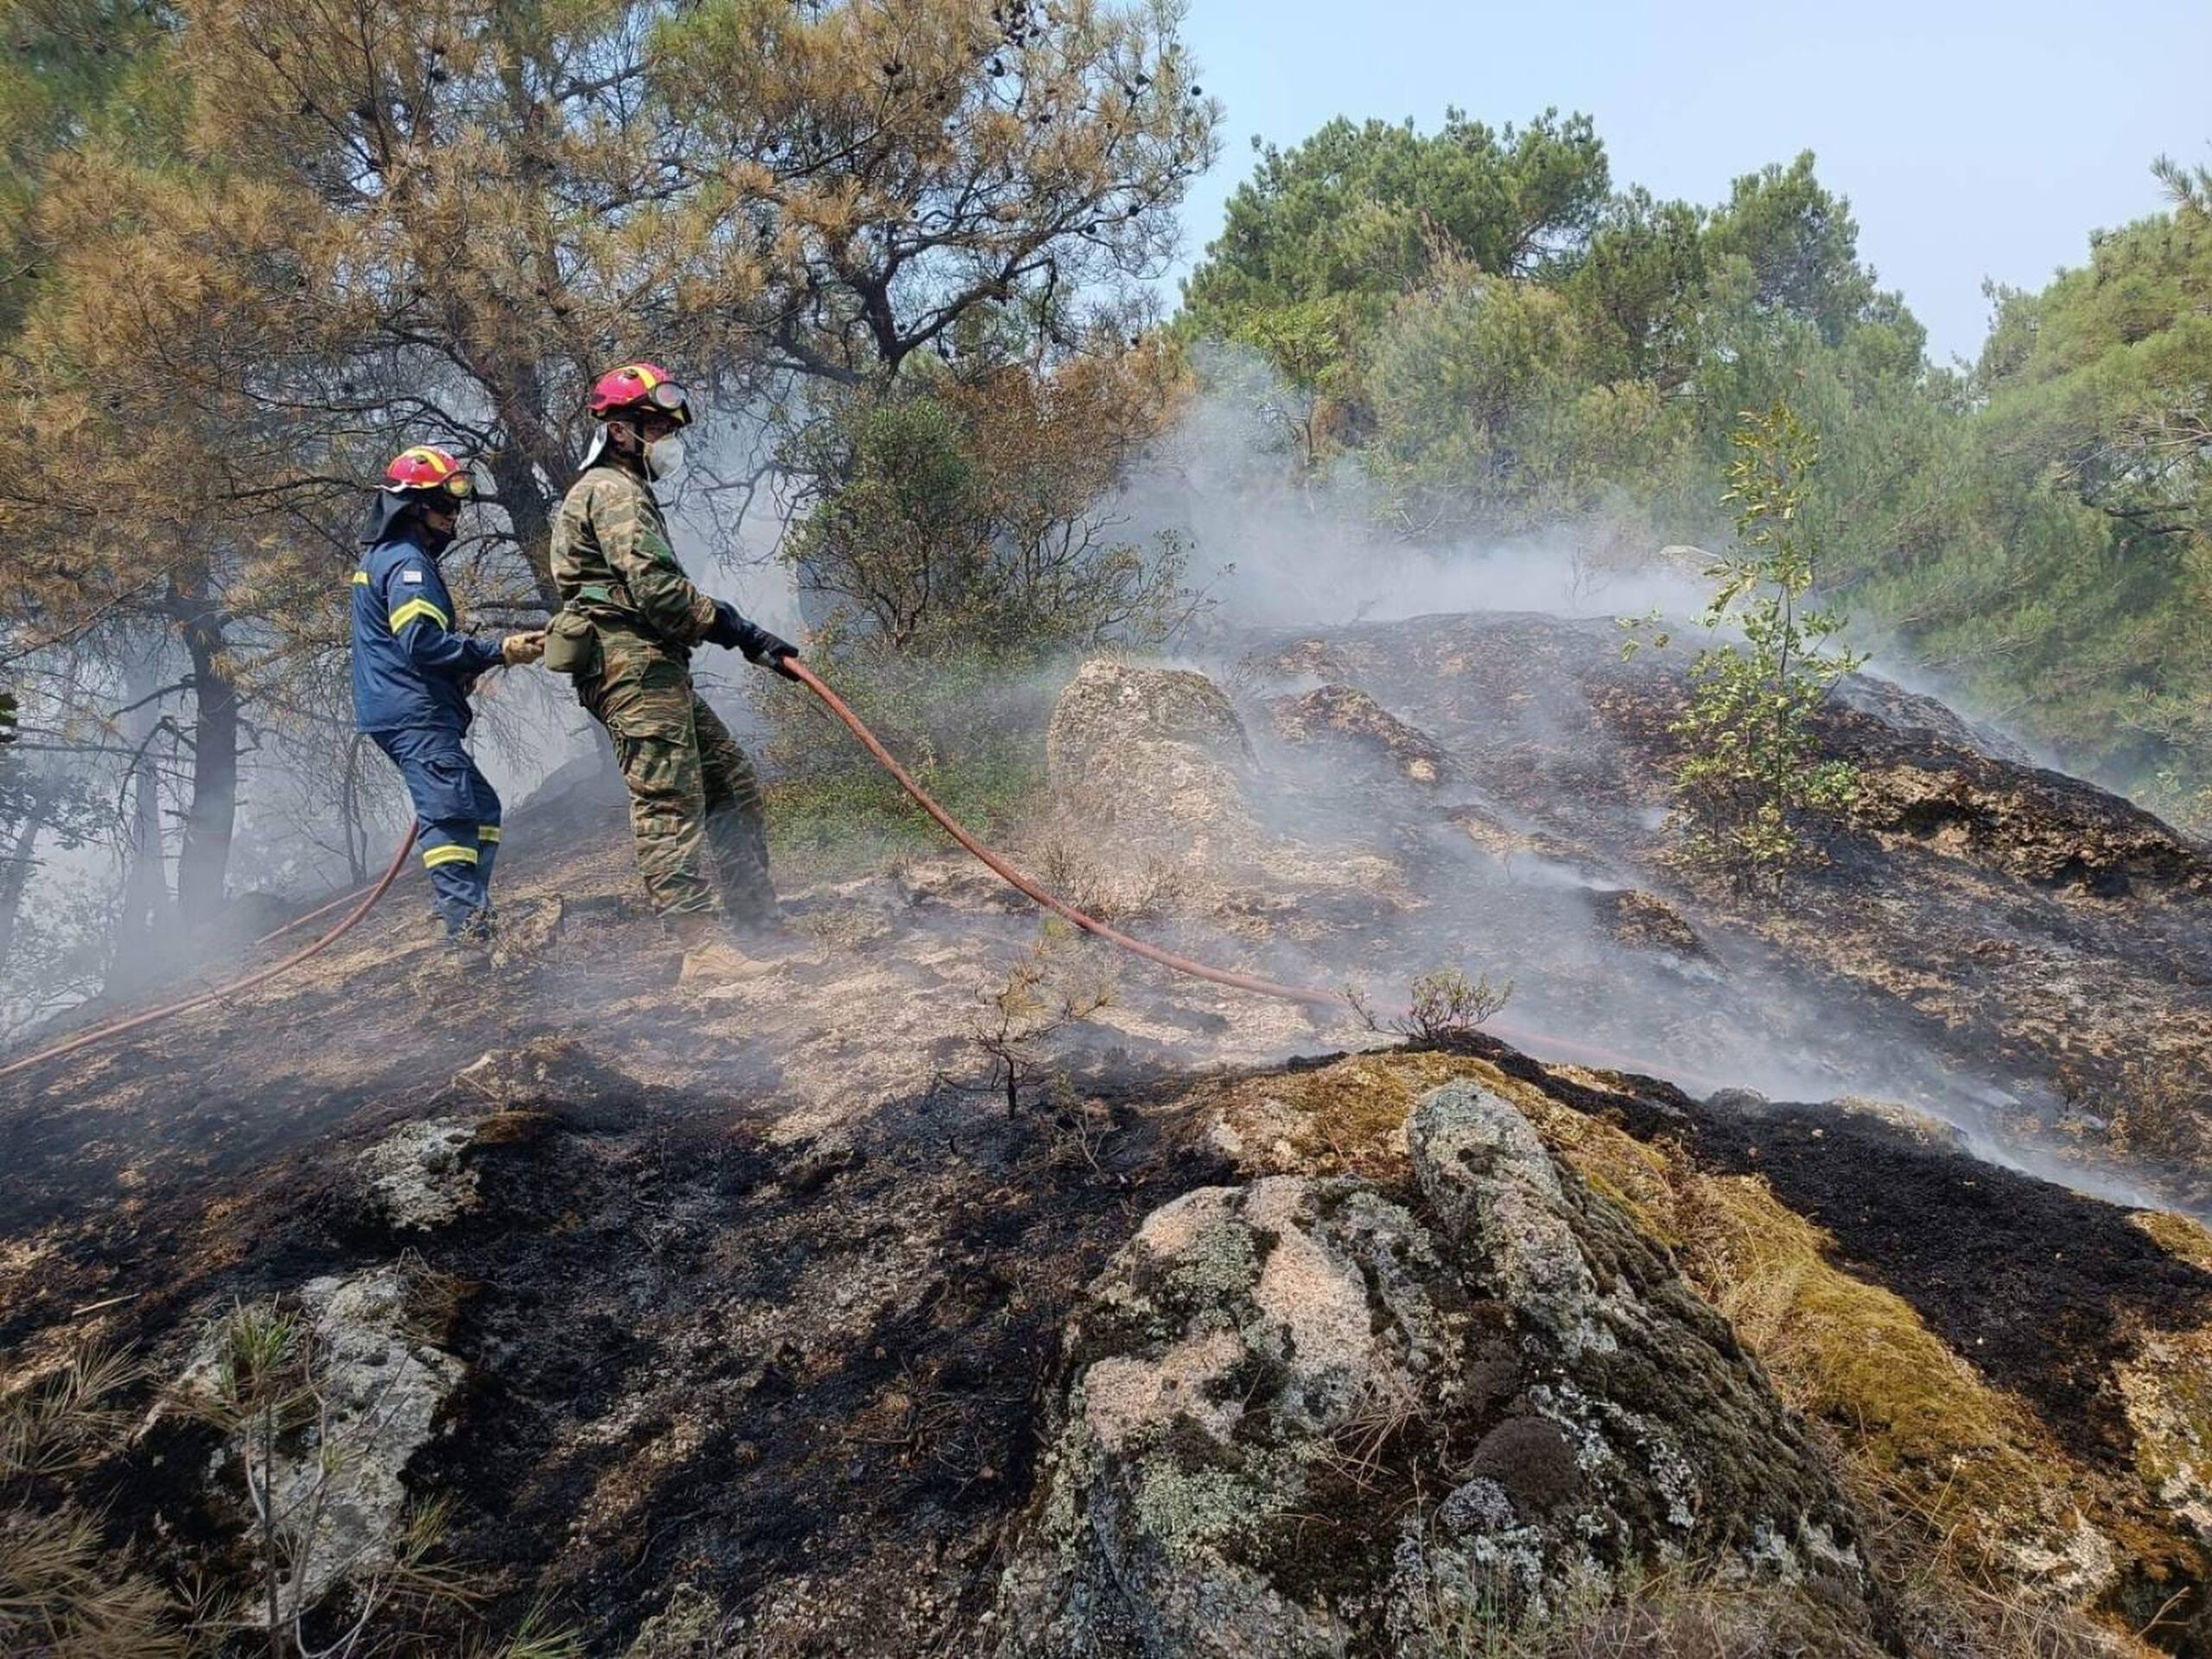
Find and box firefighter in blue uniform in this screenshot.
[353,446,544,945]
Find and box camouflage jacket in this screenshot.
[549,461,717,651]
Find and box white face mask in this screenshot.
[645,433,686,481]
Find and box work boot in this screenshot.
[668,912,776,986]
[678,938,778,985]
[438,910,491,951]
[728,908,804,961]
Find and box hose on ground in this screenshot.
[0,660,1719,1097]
[785,660,1718,1094]
[0,828,419,1084]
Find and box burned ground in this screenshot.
[1675,1094,2212,1470]
[7,624,2212,1655]
[3,924,1243,1652]
[1240,611,2212,1211]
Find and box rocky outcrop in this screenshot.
[359,1117,482,1230]
[1045,660,1260,862]
[1046,659,1252,791]
[1585,887,1710,962]
[1833,671,2037,767]
[176,1264,465,1613]
[1840,739,2207,893]
[1266,683,1452,785]
[1236,611,2212,1208]
[993,1082,1874,1657]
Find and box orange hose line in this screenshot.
[0,662,1726,1100]
[786,661,1721,1096]
[0,828,419,1084]
[247,855,423,950]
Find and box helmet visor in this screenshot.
[645,381,693,424]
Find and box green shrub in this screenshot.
[757,639,1054,880]
[1631,401,1861,890]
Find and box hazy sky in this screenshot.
[1167,0,2212,364]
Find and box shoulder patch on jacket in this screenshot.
[403,569,424,583]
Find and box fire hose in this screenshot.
[785,662,1724,1092]
[0,829,418,1084]
[0,659,1715,1096]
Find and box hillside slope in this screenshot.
[3,613,2209,1657]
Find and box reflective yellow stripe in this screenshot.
[353,570,370,586]
[388,598,451,633]
[422,844,479,868]
[477,826,501,843]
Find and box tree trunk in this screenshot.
[487,445,563,611]
[106,670,170,997]
[175,604,239,934]
[0,810,41,976]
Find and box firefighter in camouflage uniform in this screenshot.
[548,363,799,982]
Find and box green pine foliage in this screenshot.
[1178,111,2212,823]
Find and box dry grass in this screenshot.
[1,1344,203,1657]
[2107,1047,2212,1169]
[395,1251,474,1349]
[1680,1177,2047,1497]
[1,1344,148,1483]
[0,1510,196,1658]
[2132,1209,2212,1273]
[1025,812,1191,922]
[1837,1450,2149,1659]
[1409,1560,1880,1659]
[1675,1173,2198,1646]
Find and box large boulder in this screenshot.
[1047,660,1251,789]
[992,1083,1875,1657]
[1045,660,1259,861]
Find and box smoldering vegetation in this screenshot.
[10,354,2202,1226]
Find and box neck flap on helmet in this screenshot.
[360,491,447,551]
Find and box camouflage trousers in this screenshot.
[580,630,773,926]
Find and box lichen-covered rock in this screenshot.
[1047,659,1251,791]
[1045,660,1261,863]
[992,1084,1876,1657]
[359,1117,482,1230]
[171,1265,465,1620]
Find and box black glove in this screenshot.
[705,600,747,651]
[735,620,799,679]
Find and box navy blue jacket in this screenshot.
[351,531,502,735]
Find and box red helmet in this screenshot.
[381,445,473,501]
[588,362,693,426]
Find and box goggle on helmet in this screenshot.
[381,446,474,503]
[588,362,694,427]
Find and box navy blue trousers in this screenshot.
[372,727,502,927]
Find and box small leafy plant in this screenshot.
[969,920,1116,1116]
[1348,967,1514,1043]
[1627,400,1862,890]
